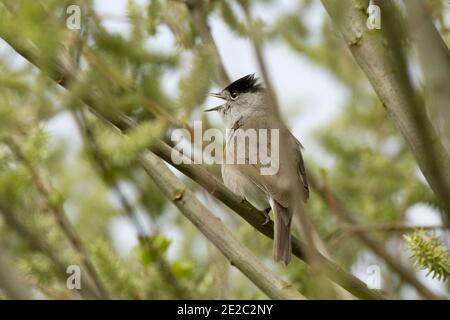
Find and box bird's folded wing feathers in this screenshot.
[228,123,309,207]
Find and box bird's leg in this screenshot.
[262,207,271,225]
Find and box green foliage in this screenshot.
[404,230,450,281]
[96,120,163,166]
[22,126,50,167]
[178,45,214,114]
[135,234,171,265]
[161,1,196,48]
[219,0,247,37]
[147,0,162,35]
[93,29,178,67]
[316,99,437,224]
[90,239,140,299]
[171,260,195,278]
[0,0,448,300]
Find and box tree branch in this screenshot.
[0,28,387,300]
[237,0,323,271]
[403,0,450,159]
[152,141,386,300]
[321,0,450,220]
[327,224,449,239]
[139,151,306,300]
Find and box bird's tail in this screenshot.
[272,202,292,265]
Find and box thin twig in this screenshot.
[24,277,76,300]
[403,0,450,176]
[139,151,306,300]
[152,140,386,300]
[327,223,449,240]
[0,25,387,300]
[322,0,450,220]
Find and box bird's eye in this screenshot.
[230,92,239,100]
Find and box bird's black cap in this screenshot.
[223,74,261,95]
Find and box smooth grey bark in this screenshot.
[139,151,306,300]
[404,0,450,157]
[321,0,450,221]
[0,21,387,300]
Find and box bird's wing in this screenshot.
[227,115,309,207]
[226,134,285,208]
[252,130,309,205]
[291,132,309,201]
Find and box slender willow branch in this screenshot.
[327,224,449,240]
[160,141,443,300]
[152,141,386,300]
[80,110,306,299]
[187,1,328,275]
[237,0,322,270]
[0,27,306,301]
[321,0,450,220]
[404,0,450,159]
[6,138,110,300]
[0,29,386,300]
[139,151,306,300]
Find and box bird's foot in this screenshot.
[262,207,271,225]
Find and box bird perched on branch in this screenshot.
[206,74,309,264]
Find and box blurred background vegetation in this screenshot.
[0,0,448,299]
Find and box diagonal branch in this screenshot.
[327,223,449,239]
[0,29,387,300]
[404,0,450,159]
[139,150,306,300]
[321,0,450,220]
[152,141,386,300]
[236,0,322,270]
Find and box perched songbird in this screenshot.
[205,74,309,264]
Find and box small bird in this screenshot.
[205,74,309,264]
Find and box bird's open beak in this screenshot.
[204,105,223,112]
[208,92,226,100]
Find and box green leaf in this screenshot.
[171,260,194,278]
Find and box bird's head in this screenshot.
[205,74,265,127]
